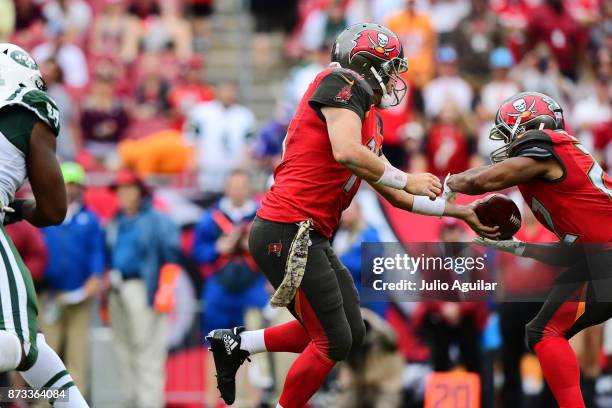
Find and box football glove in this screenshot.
[0,202,14,214]
[473,236,526,257]
[2,200,25,225]
[442,173,457,202]
[0,202,15,224]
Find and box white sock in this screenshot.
[0,331,22,371]
[276,404,284,408]
[20,333,89,407]
[239,329,266,355]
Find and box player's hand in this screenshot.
[404,172,442,200]
[473,236,526,256]
[0,202,14,215]
[458,202,500,239]
[442,173,457,202]
[1,202,18,225]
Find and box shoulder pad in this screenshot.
[330,67,374,96]
[1,88,60,136]
[508,129,554,160]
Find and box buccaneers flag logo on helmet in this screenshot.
[349,29,400,62]
[489,92,565,163]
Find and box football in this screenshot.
[474,194,522,239]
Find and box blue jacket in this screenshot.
[192,199,258,266]
[337,225,388,317]
[338,226,381,285]
[42,204,105,291]
[107,201,180,305]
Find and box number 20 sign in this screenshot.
[424,371,480,408]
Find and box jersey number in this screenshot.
[531,197,579,243]
[575,143,612,199]
[46,103,59,128]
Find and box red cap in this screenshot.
[186,55,204,69]
[111,170,149,195]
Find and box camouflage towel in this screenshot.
[270,219,312,307]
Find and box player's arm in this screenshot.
[446,129,563,195]
[369,174,500,239]
[310,70,440,199]
[446,157,559,195]
[13,122,66,227]
[474,237,585,266]
[323,107,441,199]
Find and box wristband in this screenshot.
[374,163,407,190]
[412,196,446,216]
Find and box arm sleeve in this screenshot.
[191,213,221,265]
[308,71,372,122]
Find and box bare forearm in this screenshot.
[15,199,63,227]
[443,201,471,219]
[447,166,492,195]
[448,157,554,195]
[371,182,413,209]
[372,180,500,238]
[338,146,386,183]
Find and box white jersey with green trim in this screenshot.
[0,86,60,221]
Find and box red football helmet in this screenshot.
[490,92,565,163]
[331,23,408,107]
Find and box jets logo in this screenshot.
[10,50,38,70]
[349,29,400,62]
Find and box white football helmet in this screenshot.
[0,43,46,101]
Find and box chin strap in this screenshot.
[370,66,394,109]
[380,94,394,109]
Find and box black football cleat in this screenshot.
[206,326,251,405]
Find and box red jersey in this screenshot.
[257,67,382,237]
[426,123,470,178]
[508,129,612,243]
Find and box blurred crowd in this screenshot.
[0,0,611,407]
[263,0,611,179]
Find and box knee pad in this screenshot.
[0,331,22,372]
